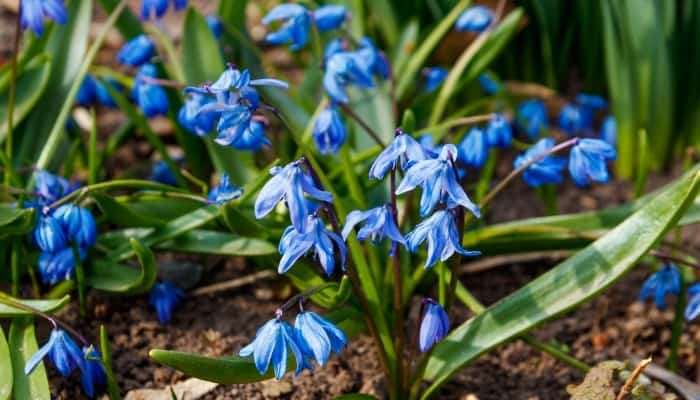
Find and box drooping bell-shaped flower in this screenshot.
[406,209,479,269]
[568,138,616,187]
[455,5,494,32]
[34,171,74,204]
[396,145,480,218]
[478,73,500,94]
[33,213,67,253]
[149,282,185,324]
[517,99,548,139]
[513,138,566,188]
[485,114,512,148]
[239,317,310,380]
[685,283,700,321]
[25,329,83,377]
[207,173,243,205]
[342,205,405,245]
[639,264,681,310]
[80,347,106,398]
[38,247,85,285]
[150,160,177,186]
[369,130,431,180]
[312,106,346,155]
[423,67,448,93]
[262,3,312,50]
[206,15,222,38]
[295,311,347,366]
[558,103,586,135]
[178,92,217,137]
[140,0,187,20]
[278,214,346,275]
[53,204,97,248]
[323,51,375,104]
[132,64,169,118]
[254,161,332,231]
[117,34,155,67]
[600,116,616,147]
[312,5,348,31]
[20,0,67,36]
[458,127,489,168]
[419,298,450,352]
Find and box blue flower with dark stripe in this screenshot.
[208,174,243,205]
[517,99,548,138]
[313,5,348,31]
[419,298,449,352]
[313,106,346,155]
[38,247,85,285]
[132,64,169,118]
[278,214,346,275]
[20,0,67,36]
[514,138,565,188]
[25,329,83,377]
[239,317,310,380]
[342,205,405,245]
[423,67,448,93]
[149,282,185,323]
[369,130,431,180]
[295,311,347,366]
[406,209,479,269]
[141,0,187,20]
[262,4,311,50]
[458,127,489,168]
[568,138,616,187]
[456,6,494,32]
[53,204,97,248]
[640,264,681,310]
[485,114,512,148]
[117,35,155,67]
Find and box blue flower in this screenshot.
[313,106,346,155]
[369,130,431,180]
[639,264,681,310]
[278,214,346,275]
[25,329,83,377]
[353,38,390,80]
[77,75,119,108]
[576,93,607,111]
[455,6,494,32]
[323,38,347,59]
[262,3,311,50]
[207,174,243,205]
[513,138,565,187]
[94,78,120,107]
[558,103,586,135]
[685,283,700,321]
[132,64,169,118]
[478,73,500,94]
[34,171,74,204]
[313,5,347,31]
[239,317,310,379]
[295,311,347,366]
[342,205,405,245]
[149,282,185,323]
[255,161,332,232]
[419,299,449,352]
[206,15,222,38]
[141,0,187,20]
[406,209,479,269]
[178,92,217,136]
[38,247,85,285]
[151,160,177,186]
[568,138,616,186]
[396,145,480,218]
[485,114,512,148]
[323,51,374,103]
[423,67,448,93]
[458,127,489,168]
[53,204,97,248]
[117,35,155,67]
[80,347,106,398]
[33,213,67,253]
[600,115,616,147]
[218,120,271,151]
[517,99,548,138]
[20,0,67,36]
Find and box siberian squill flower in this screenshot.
[456,5,494,32]
[295,311,347,366]
[313,5,348,31]
[419,298,450,352]
[77,75,118,108]
[557,103,586,135]
[34,170,75,204]
[262,4,312,50]
[20,0,67,36]
[313,105,346,155]
[568,138,616,187]
[517,99,548,138]
[352,38,390,80]
[80,347,106,398]
[178,92,217,136]
[485,114,512,148]
[239,316,310,379]
[220,119,271,151]
[149,282,185,323]
[25,329,83,377]
[150,160,177,186]
[53,204,97,248]
[639,264,681,310]
[207,173,243,205]
[576,93,607,111]
[423,67,448,93]
[141,0,187,20]
[342,205,405,245]
[255,161,332,231]
[278,214,346,275]
[117,35,155,67]
[513,138,565,188]
[33,212,67,253]
[323,50,375,103]
[206,15,222,39]
[458,127,489,168]
[478,73,500,94]
[685,283,700,321]
[396,145,480,218]
[369,130,431,180]
[132,64,169,118]
[38,247,85,285]
[600,116,616,147]
[406,209,479,269]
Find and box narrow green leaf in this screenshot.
[92,192,170,227]
[9,317,50,400]
[99,325,122,400]
[182,8,225,82]
[421,169,700,397]
[97,0,143,38]
[86,239,157,294]
[0,56,51,140]
[150,351,276,384]
[0,207,35,235]
[391,20,419,77]
[0,327,11,400]
[0,295,70,317]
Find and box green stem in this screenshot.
[49,179,187,209]
[10,239,20,297]
[31,0,129,183]
[71,242,87,318]
[88,108,99,185]
[538,184,558,216]
[98,325,122,400]
[4,16,21,185]
[520,335,589,372]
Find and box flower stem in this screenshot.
[339,103,386,147]
[48,179,188,209]
[278,282,339,312]
[390,169,405,395]
[4,15,21,185]
[71,242,87,319]
[10,239,20,297]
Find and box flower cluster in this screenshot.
[458,114,513,168]
[262,4,348,50]
[178,65,288,151]
[26,328,105,398]
[76,75,119,108]
[28,172,97,285]
[240,308,347,380]
[140,0,187,20]
[322,38,389,104]
[558,94,608,135]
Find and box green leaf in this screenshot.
[390,20,419,77]
[99,325,122,400]
[0,327,11,400]
[86,239,157,294]
[97,0,143,38]
[182,8,225,82]
[149,351,276,384]
[421,169,700,398]
[0,207,35,235]
[9,317,50,400]
[0,295,70,317]
[92,193,170,228]
[0,56,51,140]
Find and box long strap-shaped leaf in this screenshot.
[421,168,700,398]
[9,317,50,400]
[0,327,11,400]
